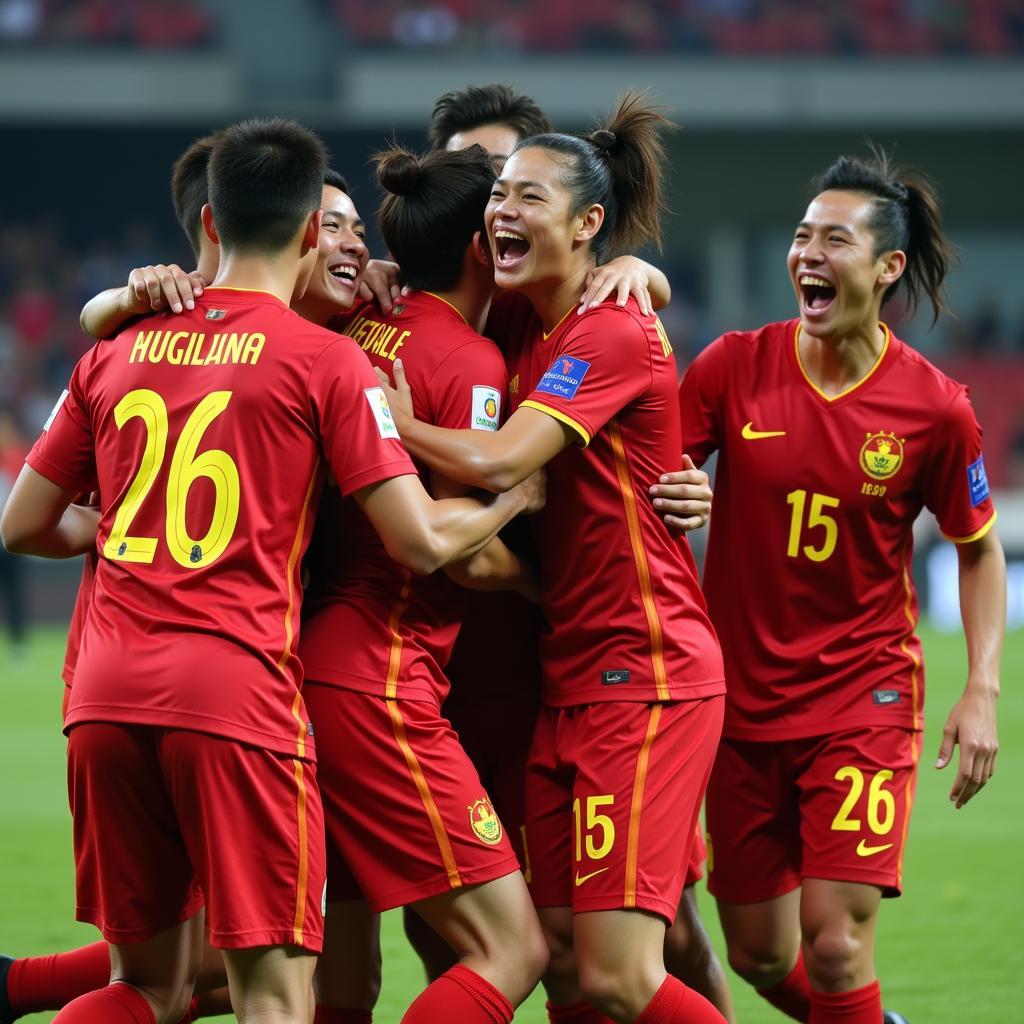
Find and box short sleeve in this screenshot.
[519,308,651,447]
[25,357,98,493]
[308,340,416,496]
[922,387,997,543]
[428,339,508,432]
[677,336,729,469]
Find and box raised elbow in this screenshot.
[383,529,447,577]
[0,515,30,555]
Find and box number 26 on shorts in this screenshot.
[831,766,896,855]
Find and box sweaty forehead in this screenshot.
[499,146,567,187]
[447,123,522,162]
[803,190,876,230]
[321,185,361,222]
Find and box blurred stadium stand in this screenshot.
[0,0,1022,635]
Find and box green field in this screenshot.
[1,625,1021,1022]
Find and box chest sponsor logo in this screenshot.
[860,431,905,481]
[871,689,901,705]
[602,669,631,685]
[471,385,501,431]
[741,421,786,440]
[468,798,503,845]
[535,356,591,401]
[205,308,227,320]
[43,389,69,431]
[967,455,990,507]
[363,387,401,441]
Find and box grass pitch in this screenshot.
[1,624,1020,1022]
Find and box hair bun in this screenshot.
[591,129,617,153]
[377,149,422,196]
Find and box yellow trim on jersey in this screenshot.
[794,322,891,402]
[543,305,576,340]
[384,578,413,700]
[624,704,662,908]
[422,291,468,325]
[899,558,922,733]
[943,509,998,545]
[387,698,462,889]
[279,464,321,672]
[609,420,671,702]
[291,757,310,945]
[519,400,591,446]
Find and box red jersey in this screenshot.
[28,287,414,757]
[679,319,997,741]
[300,290,507,704]
[62,551,96,687]
[504,297,724,707]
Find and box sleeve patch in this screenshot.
[471,385,501,431]
[967,455,990,507]
[364,387,401,441]
[535,356,591,401]
[43,389,69,431]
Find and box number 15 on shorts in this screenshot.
[574,795,616,885]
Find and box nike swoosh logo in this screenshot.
[574,866,610,886]
[856,839,894,857]
[742,421,786,440]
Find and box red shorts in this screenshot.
[305,683,521,912]
[685,823,706,887]
[524,697,724,925]
[705,727,920,902]
[445,691,540,870]
[67,723,325,951]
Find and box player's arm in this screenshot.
[578,255,670,316]
[935,527,1005,808]
[80,264,205,339]
[1,465,99,558]
[353,471,543,576]
[357,259,402,314]
[647,455,713,533]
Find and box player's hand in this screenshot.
[513,468,546,515]
[648,456,713,533]
[579,255,654,316]
[358,259,401,313]
[124,264,205,315]
[374,358,414,427]
[935,684,999,808]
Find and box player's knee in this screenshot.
[804,922,862,990]
[577,960,661,1021]
[725,941,792,990]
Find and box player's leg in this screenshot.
[706,735,811,1020]
[663,884,735,1023]
[220,946,317,1024]
[313,893,381,1022]
[402,906,455,983]
[795,727,919,1024]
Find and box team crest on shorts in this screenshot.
[468,798,503,846]
[859,431,905,480]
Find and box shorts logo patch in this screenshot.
[967,455,990,507]
[535,356,591,401]
[364,387,401,440]
[860,430,905,481]
[872,689,901,705]
[468,797,503,846]
[43,389,69,431]
[602,669,631,685]
[856,839,894,857]
[471,385,501,431]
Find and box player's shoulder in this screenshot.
[888,329,967,401]
[717,318,793,356]
[570,297,654,344]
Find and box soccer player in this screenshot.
[0,117,541,1024]
[653,148,1005,1024]
[377,92,728,1024]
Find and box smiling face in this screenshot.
[303,185,369,312]
[486,146,602,294]
[788,189,906,340]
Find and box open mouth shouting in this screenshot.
[799,273,837,317]
[328,261,360,291]
[493,228,531,269]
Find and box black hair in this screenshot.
[171,132,219,259]
[207,118,327,255]
[323,167,350,194]
[513,90,673,263]
[813,144,957,325]
[428,83,552,151]
[375,144,496,292]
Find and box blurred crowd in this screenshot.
[0,0,214,48]
[329,0,1024,56]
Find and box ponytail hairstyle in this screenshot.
[513,90,674,264]
[374,144,497,292]
[813,143,957,326]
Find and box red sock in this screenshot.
[635,976,727,1024]
[314,1008,373,1024]
[756,950,812,1022]
[54,982,155,1023]
[401,964,513,1024]
[546,1000,616,1023]
[809,980,882,1023]
[6,942,111,1013]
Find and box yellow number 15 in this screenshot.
[786,489,839,562]
[102,388,240,569]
